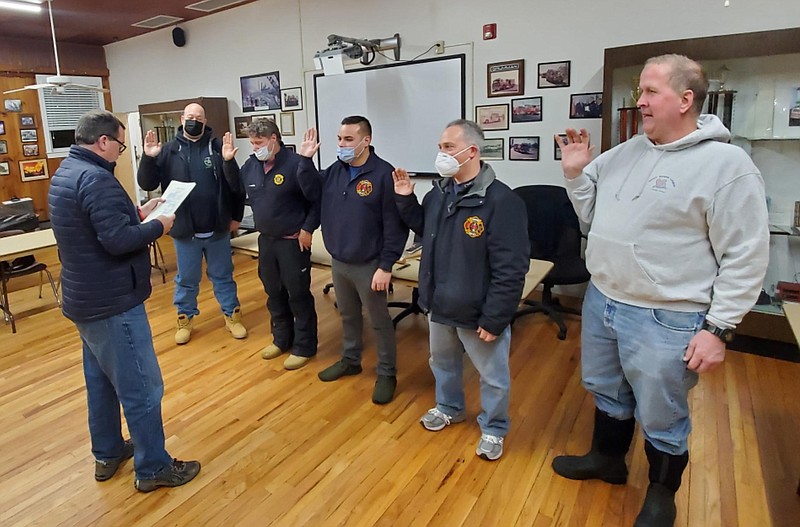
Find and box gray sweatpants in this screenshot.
[331,258,397,376]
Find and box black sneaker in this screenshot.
[134,459,201,493]
[95,439,135,481]
[318,360,362,382]
[372,375,397,404]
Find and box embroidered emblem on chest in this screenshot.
[463,216,485,238]
[356,180,373,197]
[274,173,284,185]
[648,175,676,193]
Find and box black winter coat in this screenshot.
[395,164,530,335]
[48,146,164,322]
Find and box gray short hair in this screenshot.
[645,54,708,115]
[247,118,281,140]
[75,110,125,145]
[445,119,484,150]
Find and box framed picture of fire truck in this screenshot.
[487,59,525,98]
[511,97,542,123]
[538,60,570,88]
[475,104,509,131]
[509,136,540,161]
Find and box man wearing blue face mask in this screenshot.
[138,103,247,345]
[393,119,529,461]
[311,116,408,405]
[222,119,321,370]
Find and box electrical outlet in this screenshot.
[434,41,445,54]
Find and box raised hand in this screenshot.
[298,128,321,158]
[392,168,414,196]
[222,132,238,161]
[143,130,162,158]
[557,128,595,180]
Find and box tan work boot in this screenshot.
[175,315,193,345]
[224,307,247,339]
[261,343,284,360]
[284,354,311,370]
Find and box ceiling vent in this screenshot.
[185,0,249,13]
[131,15,184,29]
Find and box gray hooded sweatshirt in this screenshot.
[564,114,769,328]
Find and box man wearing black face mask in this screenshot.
[138,103,247,345]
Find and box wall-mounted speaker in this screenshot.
[172,27,186,47]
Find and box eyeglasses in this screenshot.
[105,134,127,154]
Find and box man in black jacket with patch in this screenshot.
[48,110,200,492]
[312,116,408,405]
[222,118,321,371]
[394,119,529,461]
[138,103,246,345]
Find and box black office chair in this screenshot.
[512,185,590,340]
[0,230,61,333]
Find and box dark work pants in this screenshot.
[257,235,318,357]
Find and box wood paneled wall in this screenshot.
[0,37,110,222]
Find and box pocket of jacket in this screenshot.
[585,232,660,300]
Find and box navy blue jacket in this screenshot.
[229,145,321,237]
[48,146,164,322]
[320,147,407,271]
[137,126,245,239]
[395,164,530,335]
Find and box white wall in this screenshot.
[106,0,800,185]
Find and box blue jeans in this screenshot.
[172,232,240,317]
[75,304,172,479]
[428,318,511,437]
[581,281,704,454]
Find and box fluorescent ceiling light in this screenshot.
[0,0,43,13]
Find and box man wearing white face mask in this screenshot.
[222,119,321,370]
[312,116,408,405]
[393,119,529,461]
[138,103,247,345]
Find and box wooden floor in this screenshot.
[1,245,799,527]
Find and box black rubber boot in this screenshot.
[552,407,636,484]
[633,440,689,527]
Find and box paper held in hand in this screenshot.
[143,181,196,223]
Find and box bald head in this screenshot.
[183,103,206,121]
[181,103,207,140]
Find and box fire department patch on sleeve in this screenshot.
[273,174,284,185]
[463,216,485,238]
[356,180,373,197]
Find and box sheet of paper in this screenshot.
[143,181,196,222]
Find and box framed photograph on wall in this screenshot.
[554,134,567,160]
[280,87,303,112]
[479,138,504,161]
[0,161,9,176]
[0,140,7,155]
[234,116,252,139]
[280,112,295,136]
[252,114,276,125]
[21,129,37,143]
[23,144,39,156]
[476,104,509,131]
[570,92,603,119]
[19,159,49,181]
[285,144,296,153]
[509,136,540,161]
[487,59,525,98]
[240,71,281,112]
[0,120,5,135]
[19,114,36,129]
[511,97,542,123]
[538,61,571,88]
[4,99,22,112]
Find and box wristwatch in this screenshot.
[701,320,735,343]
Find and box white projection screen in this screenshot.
[313,54,465,176]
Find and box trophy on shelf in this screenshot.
[707,65,735,130]
[618,77,641,143]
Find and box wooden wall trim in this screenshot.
[0,36,108,77]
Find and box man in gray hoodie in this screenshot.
[551,55,769,527]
